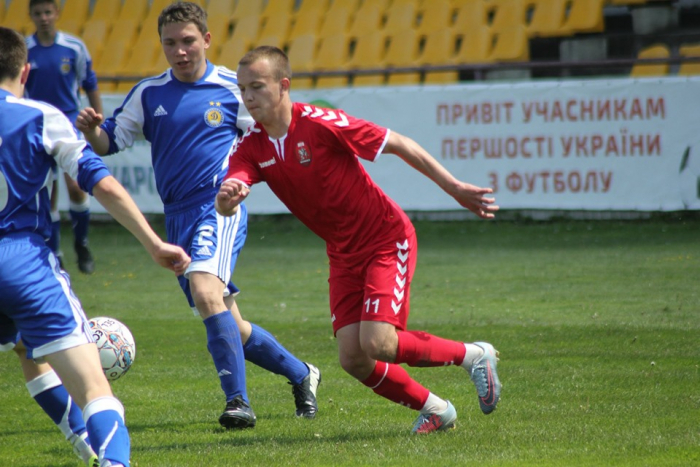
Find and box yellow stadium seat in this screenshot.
[229,16,260,50]
[4,0,32,35]
[315,33,351,88]
[489,0,528,33]
[454,25,493,64]
[385,28,420,85]
[348,2,383,39]
[261,0,295,19]
[489,24,529,62]
[295,0,331,16]
[287,34,317,88]
[94,38,130,81]
[217,38,250,70]
[207,15,232,43]
[346,30,386,86]
[116,0,149,23]
[327,0,361,14]
[453,0,489,34]
[57,18,82,35]
[81,19,110,64]
[90,0,122,22]
[231,0,264,23]
[256,34,284,49]
[383,2,418,36]
[678,44,700,76]
[416,0,452,36]
[58,0,90,30]
[527,0,571,37]
[630,44,669,77]
[288,6,324,41]
[318,6,351,39]
[258,12,292,45]
[562,0,606,35]
[151,49,170,75]
[420,28,458,84]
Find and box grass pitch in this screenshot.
[1,215,698,466]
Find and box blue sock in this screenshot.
[47,213,61,254]
[69,206,90,247]
[204,312,248,403]
[28,371,87,440]
[83,397,130,467]
[244,324,309,385]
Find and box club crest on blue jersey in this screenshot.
[296,141,311,166]
[61,57,71,74]
[204,101,224,128]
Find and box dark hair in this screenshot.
[0,27,27,82]
[158,1,208,38]
[239,46,292,81]
[28,0,58,11]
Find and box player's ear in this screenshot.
[203,31,211,49]
[280,77,290,95]
[20,63,31,86]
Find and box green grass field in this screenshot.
[1,215,698,467]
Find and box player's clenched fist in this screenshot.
[76,107,104,134]
[215,178,250,217]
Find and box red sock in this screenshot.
[361,361,429,410]
[395,330,467,367]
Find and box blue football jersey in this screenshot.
[25,32,98,120]
[100,62,254,211]
[0,90,110,240]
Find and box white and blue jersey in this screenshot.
[100,62,254,310]
[0,90,110,358]
[25,31,98,123]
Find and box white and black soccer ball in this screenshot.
[88,317,136,381]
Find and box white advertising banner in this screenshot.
[61,77,700,214]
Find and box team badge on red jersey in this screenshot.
[296,141,312,166]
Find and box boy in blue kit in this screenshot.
[77,2,320,429]
[0,26,191,467]
[26,0,102,274]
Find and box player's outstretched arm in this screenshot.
[92,175,191,275]
[75,107,110,155]
[216,178,250,217]
[384,131,499,219]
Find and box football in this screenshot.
[88,317,136,381]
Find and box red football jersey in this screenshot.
[226,102,414,257]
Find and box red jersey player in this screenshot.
[216,46,502,433]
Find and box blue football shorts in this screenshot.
[0,234,93,359]
[166,200,248,313]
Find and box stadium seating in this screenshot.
[81,19,110,64]
[416,0,452,36]
[217,37,249,70]
[385,28,420,85]
[345,30,386,86]
[90,0,122,23]
[678,44,700,76]
[315,33,351,88]
[490,24,530,62]
[630,44,670,77]
[3,0,32,35]
[115,0,149,23]
[286,34,317,89]
[295,0,330,17]
[231,0,264,23]
[258,11,292,47]
[488,0,528,33]
[229,16,261,52]
[562,0,607,35]
[454,25,493,64]
[383,2,418,36]
[261,0,295,20]
[317,6,351,39]
[420,28,459,84]
[288,5,324,41]
[57,0,90,33]
[527,0,571,37]
[327,0,361,14]
[347,2,383,39]
[453,0,489,35]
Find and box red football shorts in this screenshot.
[328,231,418,335]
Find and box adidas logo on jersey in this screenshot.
[196,245,212,257]
[154,105,168,117]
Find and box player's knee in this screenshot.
[338,351,373,380]
[359,329,398,362]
